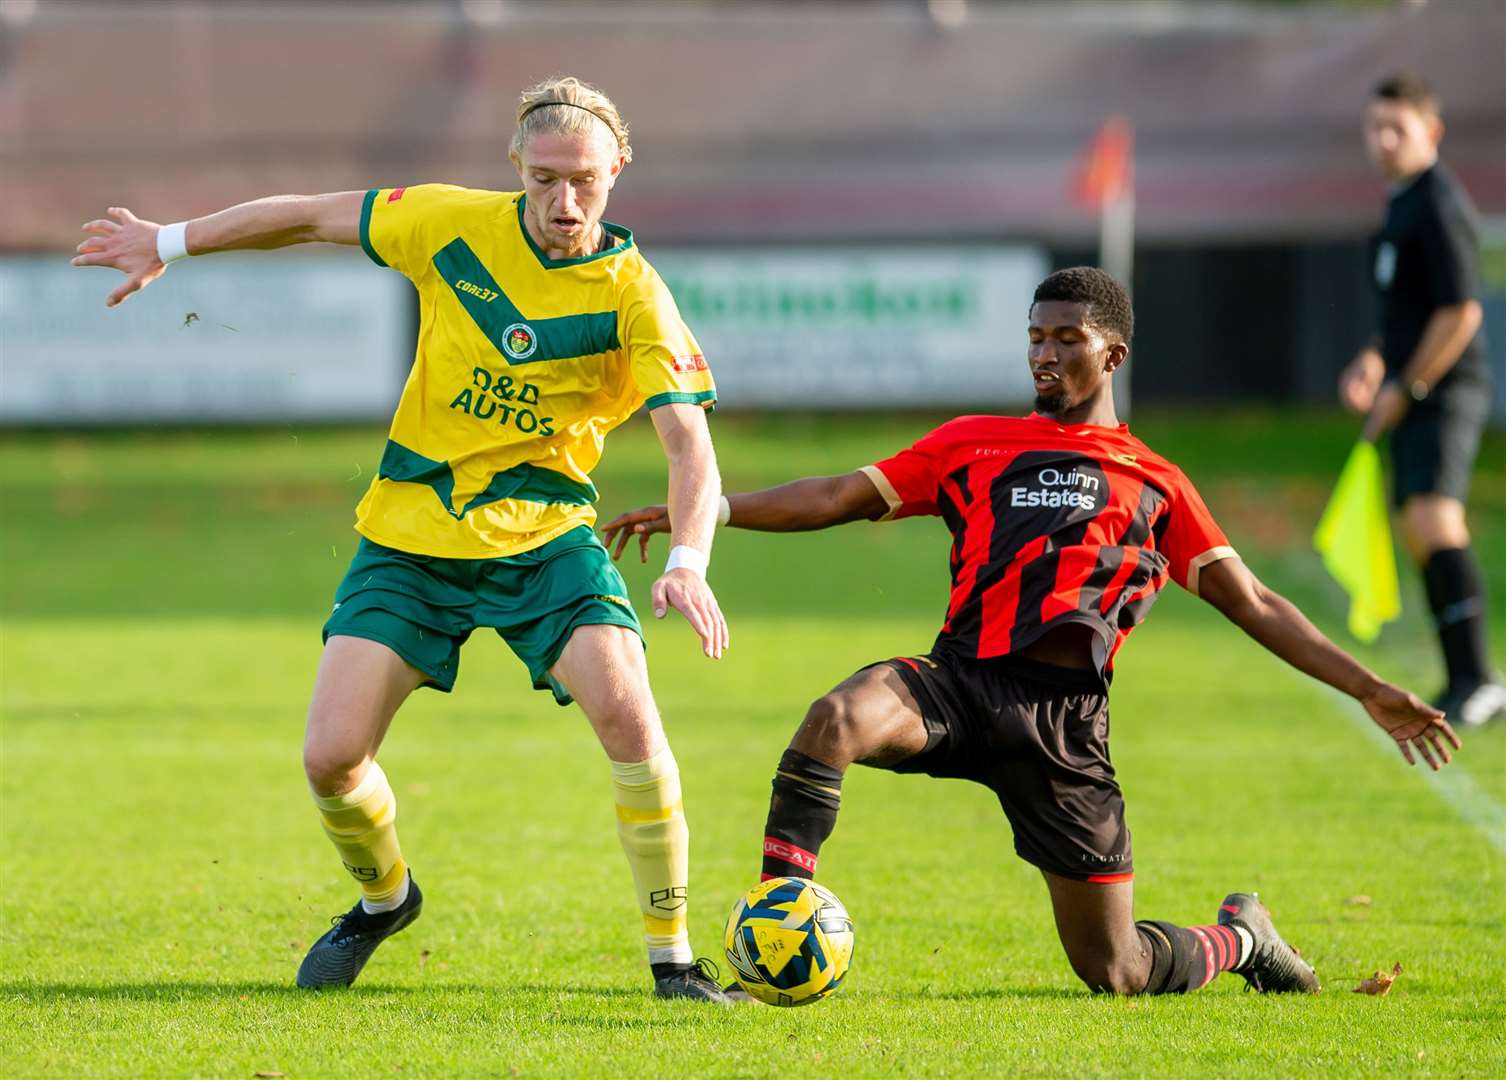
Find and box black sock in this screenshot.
[761,749,844,881]
[1134,920,1240,994]
[1423,547,1491,691]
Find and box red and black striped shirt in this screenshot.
[861,413,1236,674]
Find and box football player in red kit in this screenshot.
[603,267,1458,998]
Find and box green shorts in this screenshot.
[322,526,642,705]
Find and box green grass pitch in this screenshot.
[2,411,1503,1078]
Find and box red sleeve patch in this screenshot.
[387,187,407,203]
[670,353,708,373]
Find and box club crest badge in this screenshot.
[503,322,538,360]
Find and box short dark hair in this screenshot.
[1032,266,1134,344]
[1373,72,1440,117]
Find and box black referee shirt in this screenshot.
[1369,162,1487,397]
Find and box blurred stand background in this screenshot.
[2,0,1503,423]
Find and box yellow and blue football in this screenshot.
[723,876,855,1006]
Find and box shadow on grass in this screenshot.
[0,981,644,1003]
[873,986,1086,1003]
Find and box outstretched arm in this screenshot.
[601,469,888,562]
[1197,557,1459,769]
[72,192,366,307]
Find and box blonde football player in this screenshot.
[73,77,732,1002]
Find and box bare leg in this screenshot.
[1041,872,1151,994]
[1399,493,1470,564]
[550,623,666,761]
[298,634,427,941]
[303,635,426,796]
[550,624,705,983]
[791,664,932,769]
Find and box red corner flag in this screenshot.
[1073,116,1134,208]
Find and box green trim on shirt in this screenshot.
[644,390,717,412]
[516,196,634,269]
[377,439,597,521]
[432,237,619,365]
[359,189,388,268]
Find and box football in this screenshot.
[722,876,855,1006]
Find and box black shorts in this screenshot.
[878,649,1132,882]
[1390,388,1489,509]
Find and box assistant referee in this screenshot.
[1339,73,1503,727]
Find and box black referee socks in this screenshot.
[1423,546,1491,691]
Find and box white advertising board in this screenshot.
[1,244,1049,423]
[0,254,408,424]
[651,245,1049,409]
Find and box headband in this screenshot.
[518,99,615,133]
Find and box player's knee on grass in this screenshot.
[1063,941,1149,996]
[1045,874,1150,995]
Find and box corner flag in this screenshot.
[1313,441,1401,643]
[1072,116,1135,419]
[1072,116,1133,209]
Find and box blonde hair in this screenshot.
[510,76,632,164]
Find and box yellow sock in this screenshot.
[611,747,693,966]
[311,761,408,907]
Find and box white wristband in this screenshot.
[716,495,731,527]
[665,544,709,577]
[156,221,190,264]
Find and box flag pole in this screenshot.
[1098,120,1134,421]
[1072,115,1137,419]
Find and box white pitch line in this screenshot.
[1261,551,1506,857]
[1315,682,1506,858]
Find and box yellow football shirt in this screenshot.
[354,183,715,559]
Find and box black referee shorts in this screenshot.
[1390,386,1490,509]
[876,649,1133,882]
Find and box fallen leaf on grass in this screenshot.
[1353,963,1402,995]
[419,949,431,971]
[254,1072,285,1078]
[1344,895,1373,906]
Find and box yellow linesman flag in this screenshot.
[1313,441,1401,643]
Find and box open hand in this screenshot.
[1361,682,1459,769]
[72,207,167,307]
[601,504,670,562]
[651,567,729,659]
